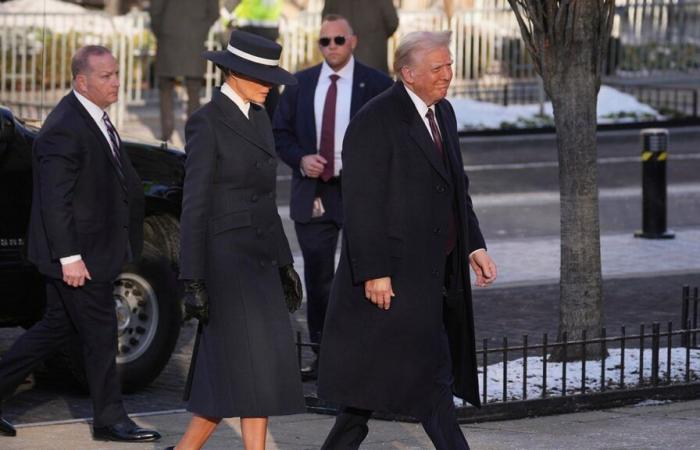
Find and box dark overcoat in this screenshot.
[317,82,486,417]
[179,90,305,418]
[149,0,219,78]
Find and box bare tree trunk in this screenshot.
[507,0,615,360]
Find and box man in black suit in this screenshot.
[0,46,160,442]
[318,31,497,449]
[273,15,392,379]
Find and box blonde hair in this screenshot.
[393,31,451,80]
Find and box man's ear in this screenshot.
[349,35,358,51]
[74,74,86,92]
[400,66,413,84]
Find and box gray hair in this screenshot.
[71,45,111,79]
[393,31,451,80]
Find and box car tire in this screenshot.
[46,241,181,393]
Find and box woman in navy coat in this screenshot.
[172,31,304,450]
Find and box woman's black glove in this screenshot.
[183,280,209,324]
[279,264,303,313]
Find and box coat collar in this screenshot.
[212,89,275,157]
[392,82,450,182]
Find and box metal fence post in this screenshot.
[681,286,690,347]
[651,323,660,386]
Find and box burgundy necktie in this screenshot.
[426,109,457,255]
[319,74,339,182]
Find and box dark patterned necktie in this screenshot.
[319,74,339,182]
[102,112,126,187]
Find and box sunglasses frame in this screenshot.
[318,35,347,47]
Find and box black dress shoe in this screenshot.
[0,416,16,437]
[93,419,161,442]
[301,357,319,381]
[164,447,175,450]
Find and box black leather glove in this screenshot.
[279,264,303,313]
[183,280,209,324]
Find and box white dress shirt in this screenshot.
[61,90,117,266]
[403,84,485,258]
[403,84,441,141]
[220,82,251,118]
[314,56,355,177]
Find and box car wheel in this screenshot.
[45,242,181,393]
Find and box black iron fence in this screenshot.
[681,285,700,348]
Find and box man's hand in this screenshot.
[364,277,395,310]
[301,154,328,178]
[62,260,91,287]
[469,250,497,288]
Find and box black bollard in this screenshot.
[634,128,674,239]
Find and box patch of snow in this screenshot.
[454,347,700,406]
[450,85,661,131]
[632,399,673,407]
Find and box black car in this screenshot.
[0,106,185,392]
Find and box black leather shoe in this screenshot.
[93,419,161,442]
[164,447,175,450]
[301,357,318,381]
[0,415,16,437]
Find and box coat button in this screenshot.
[271,259,278,266]
[266,192,273,198]
[259,260,266,267]
[255,161,261,169]
[432,268,439,277]
[251,194,259,202]
[436,185,446,193]
[433,227,441,234]
[268,157,275,165]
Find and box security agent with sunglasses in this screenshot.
[273,14,392,380]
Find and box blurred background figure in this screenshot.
[322,0,399,74]
[149,0,219,142]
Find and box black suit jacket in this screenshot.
[27,92,144,282]
[272,61,392,223]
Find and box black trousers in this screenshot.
[295,215,341,353]
[0,278,127,427]
[321,325,469,450]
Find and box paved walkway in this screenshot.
[4,398,700,449]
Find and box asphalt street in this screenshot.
[1,126,699,428]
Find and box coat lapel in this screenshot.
[212,90,274,156]
[67,92,127,191]
[350,62,367,117]
[393,83,450,182]
[302,66,321,148]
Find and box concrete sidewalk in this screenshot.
[4,398,700,449]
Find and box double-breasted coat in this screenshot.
[317,82,486,417]
[149,0,219,78]
[179,89,305,418]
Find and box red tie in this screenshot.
[319,74,339,182]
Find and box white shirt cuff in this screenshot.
[60,254,82,265]
[469,248,486,258]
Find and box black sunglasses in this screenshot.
[318,35,347,47]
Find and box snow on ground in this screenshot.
[455,347,700,406]
[450,85,661,131]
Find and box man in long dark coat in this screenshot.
[318,31,497,449]
[149,0,219,141]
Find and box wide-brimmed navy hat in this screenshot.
[203,30,297,86]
